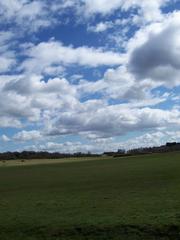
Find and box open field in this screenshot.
[1,152,180,239]
[0,156,111,167]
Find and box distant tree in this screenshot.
[166,142,177,147]
[117,149,126,154]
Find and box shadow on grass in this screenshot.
[1,224,180,240]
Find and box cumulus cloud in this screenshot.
[0,31,16,73]
[88,22,112,32]
[78,65,168,104]
[0,1,180,152]
[0,0,171,34]
[1,75,78,127]
[23,129,180,153]
[81,0,168,22]
[1,135,10,142]
[21,40,124,74]
[0,0,50,32]
[0,117,22,128]
[0,56,15,73]
[45,104,180,139]
[128,12,180,87]
[13,130,42,142]
[0,89,41,124]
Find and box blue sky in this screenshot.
[0,0,180,153]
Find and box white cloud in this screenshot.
[0,0,51,32]
[1,74,78,127]
[21,40,125,74]
[1,135,10,142]
[78,65,168,104]
[23,129,180,153]
[0,116,22,128]
[0,1,180,153]
[88,22,112,32]
[0,31,16,73]
[81,0,168,22]
[44,104,180,139]
[0,56,15,73]
[13,130,42,142]
[128,12,180,87]
[0,0,170,34]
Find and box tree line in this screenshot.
[0,142,180,160]
[0,151,100,161]
[104,142,180,157]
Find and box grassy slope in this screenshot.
[0,152,180,239]
[0,156,109,167]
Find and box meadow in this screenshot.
[1,152,180,239]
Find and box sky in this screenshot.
[1,0,180,153]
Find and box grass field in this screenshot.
[0,156,110,167]
[1,152,180,239]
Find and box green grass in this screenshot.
[0,156,110,167]
[1,152,180,239]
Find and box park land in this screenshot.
[1,152,180,239]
